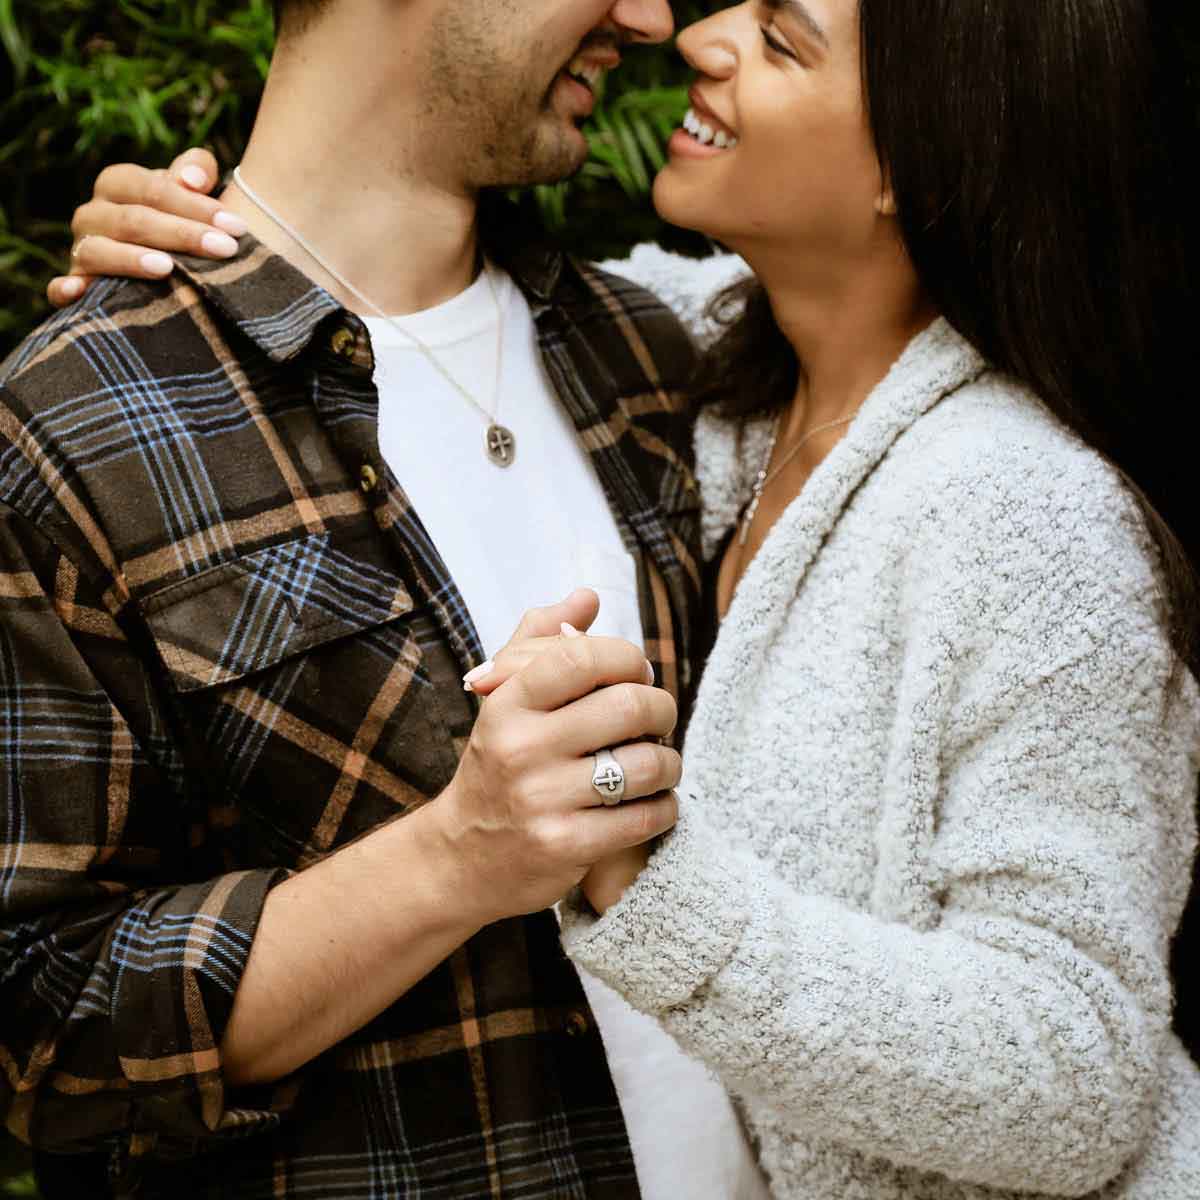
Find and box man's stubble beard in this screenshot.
[425,10,588,191]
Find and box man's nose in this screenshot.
[610,0,675,44]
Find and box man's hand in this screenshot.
[47,147,242,308]
[437,598,680,927]
[462,593,665,920]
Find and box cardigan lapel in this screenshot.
[689,318,987,750]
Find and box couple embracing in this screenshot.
[4,0,1200,1197]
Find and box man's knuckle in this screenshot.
[560,639,595,675]
[531,817,570,863]
[625,742,658,786]
[615,683,646,724]
[630,802,658,843]
[664,791,680,827]
[493,727,533,775]
[665,749,683,787]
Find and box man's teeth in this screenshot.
[567,55,605,89]
[682,108,738,149]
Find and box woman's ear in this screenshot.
[874,182,898,217]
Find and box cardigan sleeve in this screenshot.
[561,449,1200,1196]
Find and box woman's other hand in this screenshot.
[581,845,652,915]
[46,148,247,308]
[464,589,656,696]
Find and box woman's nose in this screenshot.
[675,10,739,77]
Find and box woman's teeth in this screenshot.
[682,108,738,149]
[567,56,605,90]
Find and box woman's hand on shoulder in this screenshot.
[46,147,248,308]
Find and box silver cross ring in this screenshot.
[591,748,626,806]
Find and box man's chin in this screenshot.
[492,121,589,190]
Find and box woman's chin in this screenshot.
[650,170,725,240]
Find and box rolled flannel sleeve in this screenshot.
[0,501,290,1159]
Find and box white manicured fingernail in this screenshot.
[61,277,84,300]
[644,660,655,685]
[141,252,174,276]
[212,210,248,237]
[201,230,239,258]
[462,661,494,691]
[180,165,208,189]
[561,622,584,638]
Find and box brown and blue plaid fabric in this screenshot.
[0,202,702,1198]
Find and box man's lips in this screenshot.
[564,49,621,91]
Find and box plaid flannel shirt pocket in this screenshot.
[143,531,415,692]
[139,531,444,864]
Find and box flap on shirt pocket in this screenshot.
[142,532,414,693]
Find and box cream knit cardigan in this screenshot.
[563,254,1200,1199]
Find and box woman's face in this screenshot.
[655,0,888,260]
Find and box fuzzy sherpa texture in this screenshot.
[565,249,1200,1199]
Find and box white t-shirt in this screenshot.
[363,263,769,1200]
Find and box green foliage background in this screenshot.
[0,0,713,1188]
[0,0,716,362]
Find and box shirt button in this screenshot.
[359,463,378,493]
[330,327,356,358]
[564,1009,590,1038]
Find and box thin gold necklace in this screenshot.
[232,164,516,468]
[738,407,861,546]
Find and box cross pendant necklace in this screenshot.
[485,423,516,467]
[232,165,516,469]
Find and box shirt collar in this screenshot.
[169,195,567,364]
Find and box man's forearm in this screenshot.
[220,801,480,1086]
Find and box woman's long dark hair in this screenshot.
[698,0,1200,1057]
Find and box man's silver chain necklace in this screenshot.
[231,165,516,468]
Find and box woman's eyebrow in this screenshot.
[762,0,831,49]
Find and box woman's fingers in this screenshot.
[47,151,243,310]
[60,234,177,284]
[465,636,559,696]
[92,162,233,230]
[80,198,241,263]
[168,147,221,194]
[46,274,95,307]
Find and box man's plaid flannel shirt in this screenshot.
[0,204,703,1198]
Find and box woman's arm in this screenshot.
[563,458,1200,1196]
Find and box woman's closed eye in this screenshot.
[760,25,799,62]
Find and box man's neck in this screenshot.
[219,38,481,317]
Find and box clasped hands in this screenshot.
[435,589,678,924]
